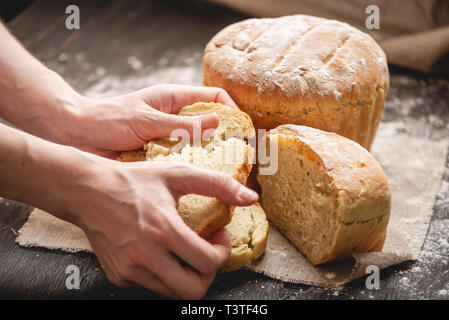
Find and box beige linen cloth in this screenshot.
[16,122,449,287]
[209,0,449,73]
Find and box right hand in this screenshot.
[70,160,258,299]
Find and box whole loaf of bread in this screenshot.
[203,15,390,150]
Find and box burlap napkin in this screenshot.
[15,122,449,287]
[208,0,449,73]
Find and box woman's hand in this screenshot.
[72,159,258,299]
[0,123,258,299]
[61,84,238,158]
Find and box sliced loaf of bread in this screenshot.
[257,125,391,265]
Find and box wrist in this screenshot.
[1,63,88,146]
[26,70,88,146]
[51,145,110,226]
[0,123,109,225]
[0,24,89,146]
[47,86,91,147]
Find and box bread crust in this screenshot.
[257,125,391,265]
[203,15,389,150]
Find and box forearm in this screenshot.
[0,122,101,223]
[0,23,84,145]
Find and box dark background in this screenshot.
[0,1,34,22]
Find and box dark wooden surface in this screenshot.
[1,0,449,300]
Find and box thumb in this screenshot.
[167,163,258,206]
[151,112,219,140]
[211,229,232,263]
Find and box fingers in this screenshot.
[122,226,216,299]
[169,85,238,110]
[125,265,179,299]
[102,251,179,299]
[211,228,232,256]
[165,213,231,275]
[167,164,258,206]
[155,250,217,300]
[150,111,219,140]
[88,239,136,289]
[146,84,239,112]
[122,216,228,299]
[94,237,179,299]
[76,146,121,159]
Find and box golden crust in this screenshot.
[194,204,233,240]
[272,125,391,222]
[203,15,389,150]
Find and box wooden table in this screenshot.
[1,0,448,299]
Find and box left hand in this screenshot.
[62,84,238,158]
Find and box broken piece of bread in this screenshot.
[118,102,255,240]
[257,125,391,265]
[222,203,269,272]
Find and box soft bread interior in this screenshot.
[257,125,391,265]
[258,134,338,264]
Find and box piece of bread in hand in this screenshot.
[222,203,269,272]
[118,102,255,240]
[257,125,391,265]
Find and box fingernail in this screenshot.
[238,186,258,202]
